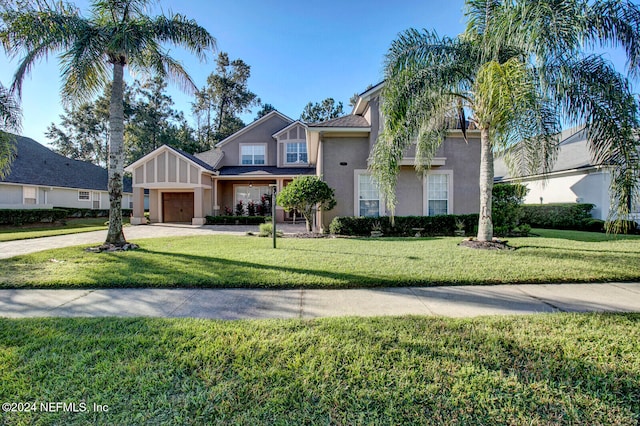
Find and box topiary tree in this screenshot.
[277,176,336,232]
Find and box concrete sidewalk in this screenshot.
[1,283,639,319]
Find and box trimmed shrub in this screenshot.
[492,183,528,231]
[0,208,69,226]
[57,207,133,218]
[206,215,267,225]
[329,214,479,237]
[521,203,594,230]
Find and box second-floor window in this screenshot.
[241,145,265,165]
[286,142,307,164]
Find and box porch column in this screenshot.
[213,178,219,214]
[275,178,285,223]
[192,187,206,225]
[131,187,146,225]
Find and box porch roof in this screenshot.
[217,166,316,177]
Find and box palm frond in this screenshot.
[585,0,640,78]
[151,14,216,62]
[59,25,110,104]
[0,83,21,131]
[547,54,639,228]
[1,4,88,97]
[0,131,16,179]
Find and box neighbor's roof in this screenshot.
[494,127,599,180]
[217,166,316,177]
[1,135,132,192]
[307,114,370,129]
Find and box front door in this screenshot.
[162,192,194,223]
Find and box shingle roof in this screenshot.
[1,135,132,192]
[494,127,598,180]
[217,166,316,176]
[165,145,217,171]
[307,115,370,128]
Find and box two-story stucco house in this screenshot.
[126,83,482,230]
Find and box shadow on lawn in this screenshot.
[79,248,403,289]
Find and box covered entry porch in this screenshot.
[125,145,217,225]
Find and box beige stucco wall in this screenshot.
[320,137,370,228]
[395,168,425,216]
[218,114,290,167]
[438,136,481,214]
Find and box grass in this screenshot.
[0,229,639,288]
[0,218,130,242]
[0,314,638,425]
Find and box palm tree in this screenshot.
[371,0,640,241]
[0,82,20,178]
[1,0,215,245]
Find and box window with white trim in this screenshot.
[78,190,90,201]
[241,145,265,165]
[285,142,307,164]
[427,174,449,215]
[23,186,37,205]
[358,174,382,217]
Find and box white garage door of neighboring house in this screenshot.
[92,192,100,209]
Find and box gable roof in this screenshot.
[272,120,307,138]
[165,145,217,171]
[125,144,217,174]
[1,135,132,192]
[215,110,294,148]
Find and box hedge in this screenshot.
[492,183,528,233]
[56,207,133,218]
[0,208,69,226]
[329,214,479,237]
[521,203,594,230]
[206,215,268,225]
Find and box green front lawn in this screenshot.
[0,314,638,425]
[0,218,130,242]
[1,229,639,288]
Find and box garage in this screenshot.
[162,192,194,223]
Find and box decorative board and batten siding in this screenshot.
[133,150,204,188]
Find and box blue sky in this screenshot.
[0,0,636,145]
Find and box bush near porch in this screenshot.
[205,215,267,225]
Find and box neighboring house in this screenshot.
[126,83,482,229]
[494,127,639,221]
[0,135,133,211]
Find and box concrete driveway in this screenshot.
[0,223,305,259]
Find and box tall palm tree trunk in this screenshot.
[105,61,126,245]
[477,128,493,241]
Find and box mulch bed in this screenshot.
[459,238,515,250]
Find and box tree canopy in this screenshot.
[300,98,344,123]
[277,176,336,232]
[371,0,640,240]
[192,52,259,147]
